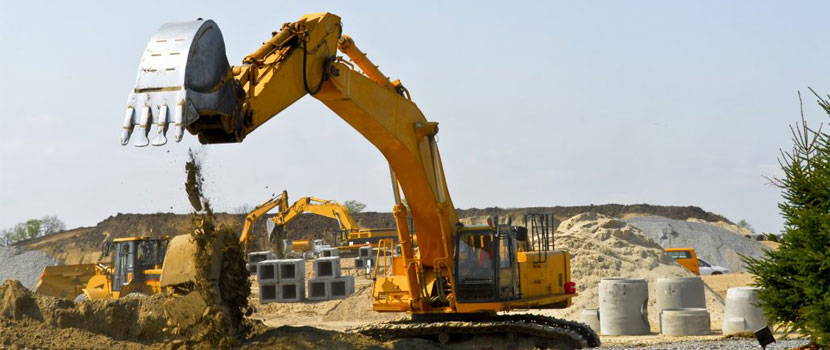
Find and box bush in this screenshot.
[744,90,830,347]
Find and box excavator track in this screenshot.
[349,314,600,349]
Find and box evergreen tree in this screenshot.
[744,90,830,347]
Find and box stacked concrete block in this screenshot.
[247,251,276,275]
[356,246,376,272]
[307,256,355,300]
[314,257,342,278]
[257,259,306,303]
[329,275,355,299]
[320,247,339,257]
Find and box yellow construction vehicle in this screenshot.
[121,13,599,348]
[239,190,397,256]
[36,236,169,301]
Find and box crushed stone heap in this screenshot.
[0,246,59,290]
[626,215,767,272]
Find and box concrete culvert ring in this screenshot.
[659,308,710,336]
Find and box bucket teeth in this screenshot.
[173,104,184,142]
[121,107,136,145]
[133,106,152,147]
[152,105,169,146]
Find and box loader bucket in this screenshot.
[122,19,239,147]
[35,264,97,300]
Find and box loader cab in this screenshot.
[107,237,169,291]
[454,225,521,302]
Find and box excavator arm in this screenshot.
[239,192,360,251]
[238,190,288,250]
[123,12,456,276]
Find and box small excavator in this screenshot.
[239,190,397,256]
[121,13,599,348]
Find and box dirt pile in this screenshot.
[1,279,168,341]
[535,213,725,329]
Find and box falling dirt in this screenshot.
[161,148,253,349]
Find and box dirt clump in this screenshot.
[1,280,42,321]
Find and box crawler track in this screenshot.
[349,314,600,349]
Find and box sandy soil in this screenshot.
[701,272,757,299]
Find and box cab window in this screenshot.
[455,230,496,301]
[667,251,692,259]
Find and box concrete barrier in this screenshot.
[660,308,710,336]
[599,278,650,335]
[580,308,600,334]
[655,277,706,312]
[723,287,767,335]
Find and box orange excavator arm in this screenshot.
[238,190,288,250]
[122,12,458,271]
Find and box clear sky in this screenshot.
[1,1,828,234]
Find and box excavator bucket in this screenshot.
[122,19,239,147]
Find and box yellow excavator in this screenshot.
[239,190,397,256]
[121,13,599,348]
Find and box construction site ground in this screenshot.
[1,209,804,349]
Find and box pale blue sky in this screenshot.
[1,1,828,234]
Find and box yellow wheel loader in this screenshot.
[37,236,169,301]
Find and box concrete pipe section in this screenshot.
[580,308,600,334]
[655,277,706,312]
[723,287,767,335]
[599,278,650,335]
[660,308,711,336]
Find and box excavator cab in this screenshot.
[454,225,521,302]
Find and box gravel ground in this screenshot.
[0,245,58,289]
[592,338,810,349]
[626,216,767,272]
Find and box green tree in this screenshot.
[0,216,66,246]
[744,90,830,347]
[343,200,367,214]
[737,219,755,232]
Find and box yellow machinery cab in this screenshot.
[82,236,170,300]
[665,248,700,275]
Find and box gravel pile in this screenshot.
[625,216,767,273]
[0,245,59,289]
[590,338,810,350]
